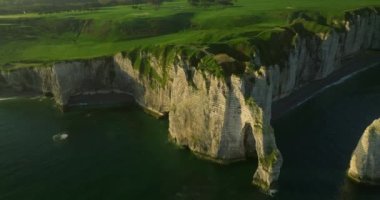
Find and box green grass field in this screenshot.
[0,0,379,67]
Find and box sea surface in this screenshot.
[1,65,380,200]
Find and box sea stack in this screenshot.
[348,119,380,185]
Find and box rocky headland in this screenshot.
[0,8,380,193]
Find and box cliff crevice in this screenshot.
[1,8,379,194]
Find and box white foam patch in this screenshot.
[0,97,18,101]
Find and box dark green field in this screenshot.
[0,0,379,67]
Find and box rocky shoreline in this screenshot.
[2,51,379,117]
[0,9,379,194]
[272,51,380,120]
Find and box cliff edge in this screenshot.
[0,8,380,194]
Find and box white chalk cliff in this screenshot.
[0,8,379,193]
[348,119,380,185]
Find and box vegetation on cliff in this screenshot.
[0,0,379,76]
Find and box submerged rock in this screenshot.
[348,119,380,185]
[53,132,69,142]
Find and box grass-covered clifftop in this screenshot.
[0,0,379,70]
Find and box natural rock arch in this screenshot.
[242,123,256,159]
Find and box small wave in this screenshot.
[0,97,18,101]
[295,62,380,108]
[0,96,43,102]
[53,132,69,142]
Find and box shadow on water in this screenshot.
[273,64,380,200]
[1,65,380,200]
[0,97,265,200]
[338,178,380,200]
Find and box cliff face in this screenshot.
[0,10,379,193]
[268,11,380,101]
[348,119,380,185]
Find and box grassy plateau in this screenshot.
[0,0,379,69]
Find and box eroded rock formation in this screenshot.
[0,8,379,194]
[348,119,380,185]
